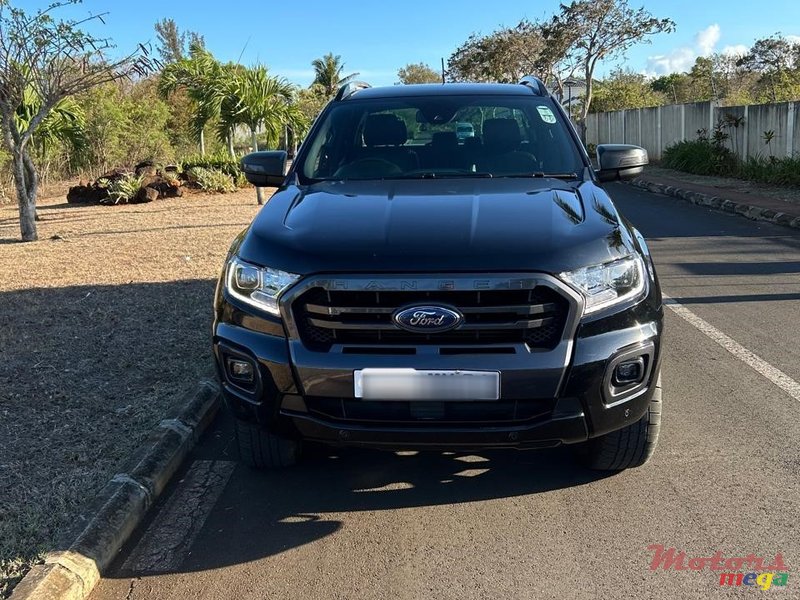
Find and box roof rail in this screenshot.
[334,81,371,101]
[518,76,548,96]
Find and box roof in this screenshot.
[342,82,544,100]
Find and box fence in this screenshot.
[585,100,800,161]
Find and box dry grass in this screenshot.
[0,188,268,596]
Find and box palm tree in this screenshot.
[16,90,85,156]
[219,67,301,152]
[13,85,85,220]
[311,53,358,97]
[214,66,306,202]
[158,42,223,155]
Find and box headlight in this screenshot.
[559,256,646,315]
[225,257,300,316]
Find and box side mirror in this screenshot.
[595,144,648,182]
[241,151,287,187]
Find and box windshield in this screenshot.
[298,95,584,182]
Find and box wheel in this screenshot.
[584,373,662,470]
[234,418,301,469]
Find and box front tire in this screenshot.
[585,374,662,470]
[234,418,301,469]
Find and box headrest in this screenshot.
[364,114,407,146]
[432,131,458,148]
[482,118,521,151]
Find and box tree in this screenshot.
[16,90,85,157]
[154,18,204,64]
[75,80,173,176]
[159,42,224,156]
[311,53,358,97]
[397,62,441,85]
[538,20,580,98]
[214,66,304,203]
[0,0,155,241]
[590,69,666,112]
[549,0,675,134]
[295,84,328,135]
[650,73,689,103]
[737,34,800,102]
[447,20,546,83]
[218,67,298,152]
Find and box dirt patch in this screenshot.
[0,188,268,596]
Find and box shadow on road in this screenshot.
[110,412,614,578]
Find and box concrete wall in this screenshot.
[586,100,800,161]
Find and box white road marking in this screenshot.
[664,295,800,402]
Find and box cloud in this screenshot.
[645,24,721,75]
[695,24,721,56]
[645,47,696,75]
[721,44,748,57]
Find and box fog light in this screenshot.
[613,357,645,385]
[227,358,254,382]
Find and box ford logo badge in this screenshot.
[393,305,464,333]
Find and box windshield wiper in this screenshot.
[504,172,580,180]
[389,171,494,179]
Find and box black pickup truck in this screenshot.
[213,77,663,470]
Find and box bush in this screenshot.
[180,152,242,180]
[662,139,738,176]
[185,166,236,193]
[100,173,143,204]
[739,155,800,187]
[663,139,800,187]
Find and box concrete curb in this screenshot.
[9,380,221,600]
[628,178,800,231]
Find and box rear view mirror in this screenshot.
[595,144,648,182]
[241,151,287,187]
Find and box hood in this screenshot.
[236,178,634,275]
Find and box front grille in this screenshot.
[291,286,569,352]
[303,397,553,424]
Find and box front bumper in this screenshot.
[288,404,590,450]
[212,278,663,449]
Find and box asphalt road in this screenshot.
[90,183,800,600]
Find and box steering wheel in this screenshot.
[334,158,403,179]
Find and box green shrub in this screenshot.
[180,151,242,180]
[186,166,236,193]
[662,139,738,176]
[100,173,143,204]
[739,155,800,187]
[664,139,800,187]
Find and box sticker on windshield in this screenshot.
[537,106,557,124]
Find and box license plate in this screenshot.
[354,369,500,401]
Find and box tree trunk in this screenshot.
[227,130,235,158]
[12,149,38,241]
[199,129,206,156]
[251,128,264,206]
[578,65,594,144]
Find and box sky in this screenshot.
[14,0,800,86]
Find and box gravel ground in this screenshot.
[0,188,265,596]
